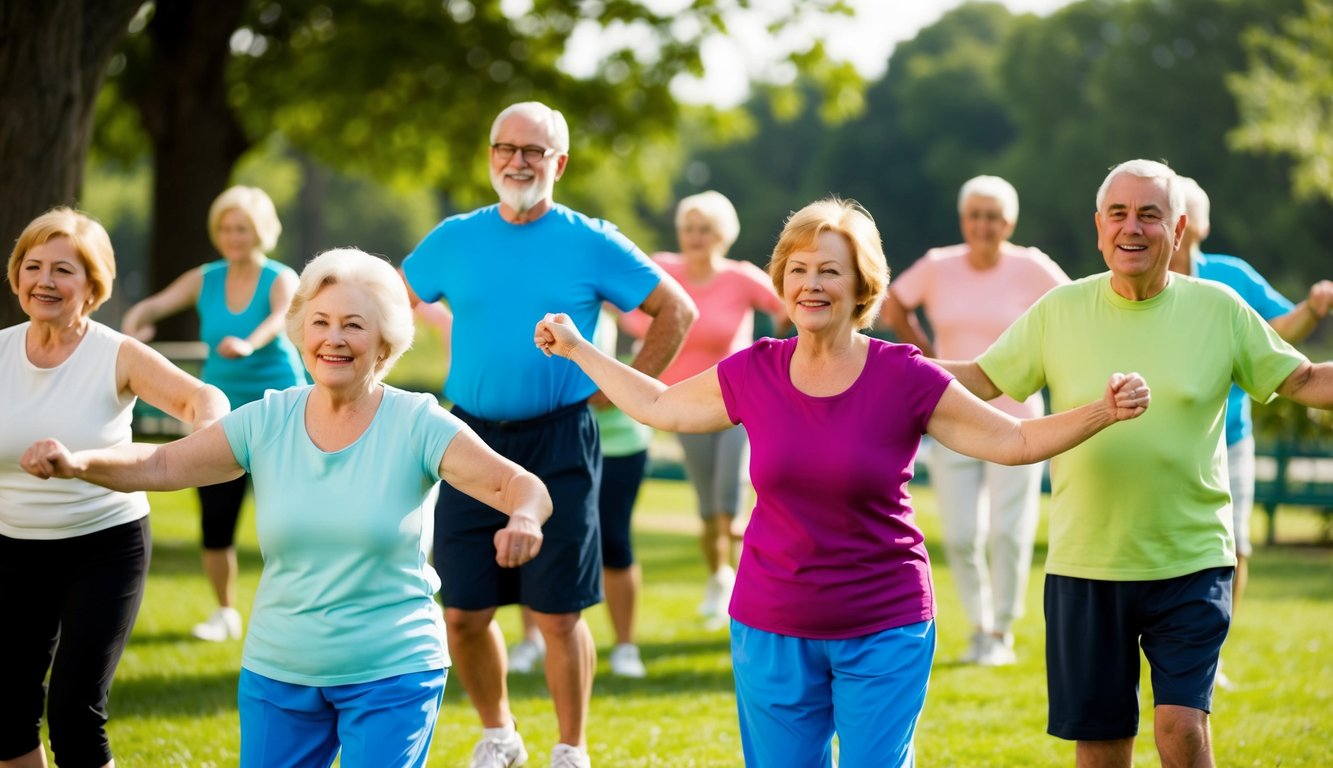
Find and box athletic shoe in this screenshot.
[979,633,1017,667]
[508,638,545,674]
[698,565,735,618]
[550,743,591,768]
[958,630,989,664]
[191,607,242,642]
[1214,659,1235,691]
[609,643,646,678]
[471,725,528,768]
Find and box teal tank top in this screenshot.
[198,259,308,407]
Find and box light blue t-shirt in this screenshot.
[402,204,663,420]
[1193,251,1295,445]
[222,385,459,686]
[198,258,308,408]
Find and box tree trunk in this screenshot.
[0,0,141,328]
[135,0,249,340]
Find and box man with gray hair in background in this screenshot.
[939,159,1333,767]
[402,101,696,768]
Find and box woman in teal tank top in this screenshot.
[121,185,307,642]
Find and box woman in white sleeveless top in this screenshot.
[0,208,228,768]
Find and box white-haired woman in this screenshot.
[121,185,308,642]
[621,190,787,621]
[25,249,552,768]
[880,175,1069,666]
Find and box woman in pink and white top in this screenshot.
[622,191,787,620]
[881,175,1069,667]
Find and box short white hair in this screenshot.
[286,248,414,380]
[958,175,1019,223]
[1177,176,1210,233]
[209,186,282,254]
[675,190,741,249]
[490,101,570,153]
[1095,159,1185,221]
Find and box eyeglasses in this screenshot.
[491,143,557,163]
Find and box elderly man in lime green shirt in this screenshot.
[939,159,1333,768]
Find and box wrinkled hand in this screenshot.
[1307,280,1333,319]
[216,336,255,359]
[534,313,586,359]
[1106,372,1150,421]
[494,514,543,568]
[20,439,80,480]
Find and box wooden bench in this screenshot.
[1253,439,1333,545]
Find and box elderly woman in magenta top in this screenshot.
[121,186,307,643]
[536,198,1151,767]
[25,249,552,768]
[621,190,788,620]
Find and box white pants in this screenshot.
[1228,436,1256,558]
[927,441,1043,634]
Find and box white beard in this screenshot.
[492,172,550,215]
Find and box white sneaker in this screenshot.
[609,643,646,678]
[1214,658,1235,691]
[978,633,1016,667]
[958,630,988,664]
[698,566,735,618]
[471,725,528,768]
[191,607,242,642]
[508,638,545,674]
[550,743,591,768]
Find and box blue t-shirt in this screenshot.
[222,385,458,686]
[198,258,308,408]
[402,204,662,420]
[1193,251,1295,445]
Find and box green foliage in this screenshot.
[1229,0,1333,202]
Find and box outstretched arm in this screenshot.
[438,427,552,568]
[120,268,203,342]
[535,313,732,433]
[927,372,1150,465]
[932,359,1004,401]
[118,338,230,432]
[1276,360,1333,409]
[1269,279,1333,343]
[22,424,244,492]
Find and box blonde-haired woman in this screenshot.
[1,207,229,768]
[121,185,307,642]
[25,248,552,768]
[537,197,1150,767]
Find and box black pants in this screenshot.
[0,518,151,768]
[199,474,248,549]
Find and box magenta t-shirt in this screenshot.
[717,336,953,639]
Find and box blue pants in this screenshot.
[238,667,446,768]
[731,619,935,768]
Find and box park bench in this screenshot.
[1253,438,1333,545]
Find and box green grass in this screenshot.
[38,481,1333,766]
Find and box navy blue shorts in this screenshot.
[435,402,602,614]
[599,450,648,569]
[1044,567,1233,741]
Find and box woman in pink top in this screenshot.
[881,175,1069,667]
[622,191,787,620]
[536,197,1149,767]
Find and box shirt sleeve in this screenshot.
[401,223,449,303]
[740,261,785,315]
[594,224,664,313]
[716,344,756,426]
[411,394,462,481]
[1230,300,1305,404]
[220,397,265,473]
[889,253,930,310]
[976,299,1048,403]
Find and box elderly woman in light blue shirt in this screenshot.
[23,248,552,768]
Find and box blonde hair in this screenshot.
[286,249,414,380]
[8,207,117,313]
[767,198,888,330]
[675,191,741,249]
[208,186,282,254]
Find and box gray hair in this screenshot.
[490,101,570,153]
[286,248,414,380]
[1095,159,1185,221]
[675,190,741,249]
[1177,176,1210,234]
[958,175,1019,223]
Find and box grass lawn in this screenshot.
[38,477,1333,766]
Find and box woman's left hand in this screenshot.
[494,513,543,568]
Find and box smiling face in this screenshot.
[488,111,567,220]
[215,208,261,262]
[1095,172,1185,296]
[16,237,94,326]
[959,194,1015,259]
[781,230,859,337]
[677,209,724,260]
[301,282,385,392]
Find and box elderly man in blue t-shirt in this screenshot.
[1168,176,1332,687]
[401,101,695,768]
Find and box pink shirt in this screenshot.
[718,337,952,639]
[891,242,1069,418]
[623,253,786,384]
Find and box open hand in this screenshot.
[216,336,255,359]
[494,514,543,568]
[1106,372,1150,421]
[534,313,585,359]
[21,439,80,480]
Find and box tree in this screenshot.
[1229,0,1333,202]
[0,0,143,326]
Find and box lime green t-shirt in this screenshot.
[978,273,1304,580]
